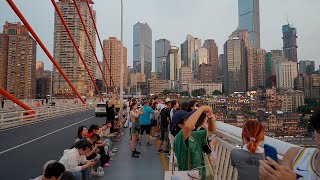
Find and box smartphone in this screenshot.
[264,144,278,169]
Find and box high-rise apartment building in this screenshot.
[223,37,247,93]
[192,47,208,80]
[238,0,260,48]
[166,46,181,81]
[203,39,219,80]
[53,0,96,96]
[180,34,201,68]
[179,66,192,92]
[199,63,213,83]
[36,61,44,77]
[282,24,298,62]
[295,74,320,99]
[276,61,298,88]
[155,39,170,74]
[103,37,127,91]
[0,22,36,99]
[133,22,152,79]
[299,60,315,74]
[247,48,266,88]
[36,70,51,99]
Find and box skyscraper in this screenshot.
[180,34,201,68]
[166,46,181,81]
[282,24,298,62]
[192,47,208,80]
[155,39,170,74]
[133,22,152,79]
[36,61,44,77]
[203,39,219,81]
[247,48,266,88]
[103,37,127,91]
[0,21,36,99]
[299,60,315,74]
[238,0,260,48]
[53,0,96,96]
[223,37,247,93]
[276,61,298,89]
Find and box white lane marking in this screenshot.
[0,116,94,155]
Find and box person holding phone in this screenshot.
[230,120,265,180]
[130,102,142,158]
[172,106,216,180]
[260,107,320,180]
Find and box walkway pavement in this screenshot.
[95,130,164,180]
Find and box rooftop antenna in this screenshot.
[285,13,290,25]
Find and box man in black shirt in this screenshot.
[106,100,116,133]
[157,99,171,153]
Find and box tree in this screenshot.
[180,91,190,96]
[191,88,206,97]
[212,90,222,96]
[163,89,171,95]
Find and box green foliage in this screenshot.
[191,88,206,97]
[212,90,222,96]
[163,89,171,95]
[180,91,190,96]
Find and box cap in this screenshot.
[165,98,171,103]
[170,110,194,136]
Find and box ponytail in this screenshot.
[242,120,265,153]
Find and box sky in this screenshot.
[1,0,319,70]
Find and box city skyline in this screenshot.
[0,0,319,70]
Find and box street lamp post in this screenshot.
[119,0,124,120]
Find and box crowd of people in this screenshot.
[30,95,320,180]
[126,96,320,180]
[31,100,124,180]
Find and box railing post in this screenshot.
[0,114,3,127]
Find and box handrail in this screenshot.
[216,121,298,157]
[0,103,95,130]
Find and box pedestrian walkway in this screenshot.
[95,130,164,180]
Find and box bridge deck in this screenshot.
[0,109,164,179]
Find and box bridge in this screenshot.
[0,101,297,179]
[0,0,299,179]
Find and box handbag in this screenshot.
[164,144,201,180]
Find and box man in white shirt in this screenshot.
[59,139,96,180]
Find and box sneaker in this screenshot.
[91,170,104,177]
[97,167,104,174]
[157,149,163,154]
[132,153,139,158]
[113,147,118,150]
[103,163,111,167]
[111,149,118,153]
[163,150,170,154]
[109,152,115,156]
[134,150,141,154]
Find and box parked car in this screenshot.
[95,102,107,117]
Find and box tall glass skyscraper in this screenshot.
[155,39,171,74]
[133,22,152,79]
[238,0,260,48]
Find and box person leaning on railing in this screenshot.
[230,120,265,180]
[259,107,320,180]
[172,106,216,180]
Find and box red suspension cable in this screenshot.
[6,0,86,104]
[85,0,118,97]
[51,0,104,102]
[72,0,111,95]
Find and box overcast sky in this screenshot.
[1,0,319,70]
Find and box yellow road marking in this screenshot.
[155,138,169,171]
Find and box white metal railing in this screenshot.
[0,102,96,130]
[210,121,298,180]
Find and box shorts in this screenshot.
[131,122,140,135]
[140,124,151,135]
[160,129,169,141]
[151,119,158,127]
